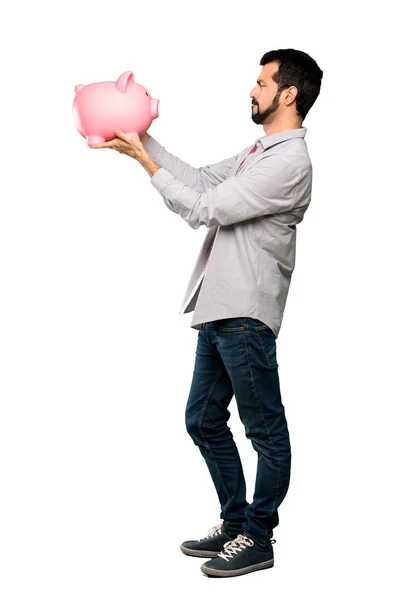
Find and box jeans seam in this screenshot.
[255,328,277,368]
[197,367,231,507]
[243,327,281,511]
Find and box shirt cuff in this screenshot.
[150,167,175,192]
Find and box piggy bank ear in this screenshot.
[74,84,85,93]
[115,71,135,93]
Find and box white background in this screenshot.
[1,1,399,598]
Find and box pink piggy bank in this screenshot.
[72,70,159,146]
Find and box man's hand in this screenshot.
[89,129,161,177]
[89,130,146,160]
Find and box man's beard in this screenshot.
[251,92,281,125]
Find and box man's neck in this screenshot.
[263,122,303,136]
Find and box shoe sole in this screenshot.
[180,544,220,558]
[201,558,274,577]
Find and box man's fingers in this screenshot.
[88,133,134,155]
[89,143,113,148]
[89,131,134,149]
[114,129,128,141]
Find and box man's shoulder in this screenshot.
[264,139,311,173]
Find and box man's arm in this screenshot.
[139,152,162,177]
[147,156,312,229]
[139,134,240,191]
[139,132,151,146]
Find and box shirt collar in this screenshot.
[255,127,307,150]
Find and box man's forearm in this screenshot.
[138,150,162,177]
[139,132,150,146]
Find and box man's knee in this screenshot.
[185,406,200,441]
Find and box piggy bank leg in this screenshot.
[87,135,106,146]
[126,132,140,140]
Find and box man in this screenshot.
[91,48,323,578]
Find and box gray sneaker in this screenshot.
[180,523,240,558]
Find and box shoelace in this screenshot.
[198,523,224,541]
[218,534,276,562]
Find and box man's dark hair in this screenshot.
[260,48,323,120]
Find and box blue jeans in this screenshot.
[185,317,291,549]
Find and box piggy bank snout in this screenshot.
[151,98,159,119]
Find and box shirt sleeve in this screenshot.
[144,136,239,191]
[150,156,312,229]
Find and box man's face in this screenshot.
[249,62,283,125]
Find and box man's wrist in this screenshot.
[138,151,162,177]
